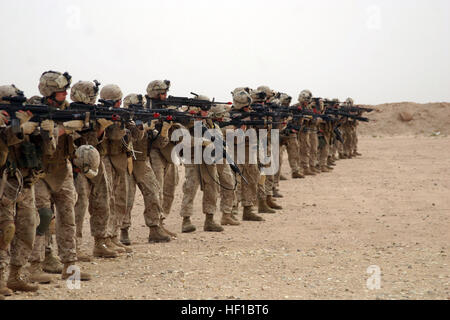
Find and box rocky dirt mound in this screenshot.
[358,102,450,136]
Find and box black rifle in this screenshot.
[0,102,96,123]
[325,108,369,122]
[151,95,231,111]
[339,106,374,113]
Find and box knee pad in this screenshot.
[0,221,15,250]
[36,208,53,236]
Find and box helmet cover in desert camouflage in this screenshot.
[70,80,100,105]
[73,145,101,179]
[298,90,312,103]
[0,84,24,104]
[38,71,72,97]
[278,93,292,106]
[123,93,146,109]
[146,80,171,99]
[27,95,43,105]
[257,86,275,99]
[250,88,267,103]
[345,97,354,106]
[232,88,252,110]
[210,104,229,119]
[100,84,123,101]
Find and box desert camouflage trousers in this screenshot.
[274,145,286,189]
[351,124,358,153]
[309,130,319,168]
[124,159,163,228]
[318,134,330,167]
[298,130,310,170]
[337,139,344,156]
[260,136,276,198]
[103,155,128,239]
[234,141,260,207]
[216,163,236,214]
[0,180,36,270]
[74,159,110,240]
[34,163,77,263]
[180,164,218,217]
[342,124,355,156]
[149,149,179,217]
[285,134,300,173]
[237,163,259,207]
[329,139,338,158]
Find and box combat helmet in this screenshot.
[70,80,100,105]
[100,84,123,102]
[146,80,171,99]
[232,88,252,110]
[123,94,146,109]
[73,145,101,179]
[38,71,72,97]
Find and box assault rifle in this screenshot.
[0,101,99,124]
[325,108,369,122]
[70,102,208,128]
[150,94,231,111]
[339,106,374,113]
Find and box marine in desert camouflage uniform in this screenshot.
[30,71,91,281]
[230,88,265,222]
[99,84,134,255]
[179,95,224,233]
[0,85,57,295]
[121,93,174,243]
[69,80,118,260]
[146,81,180,234]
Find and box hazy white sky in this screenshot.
[0,0,449,104]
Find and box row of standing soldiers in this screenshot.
[0,71,365,299]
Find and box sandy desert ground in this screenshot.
[8,134,449,300]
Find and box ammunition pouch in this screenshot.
[17,141,43,170]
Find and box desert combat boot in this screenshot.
[93,238,118,258]
[7,265,39,292]
[204,214,224,232]
[303,167,316,176]
[76,237,92,262]
[243,206,265,221]
[267,195,283,210]
[0,269,13,297]
[292,170,305,179]
[43,251,63,274]
[273,189,283,198]
[182,217,196,233]
[148,226,171,243]
[111,236,133,253]
[28,262,53,284]
[258,197,276,214]
[221,212,240,226]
